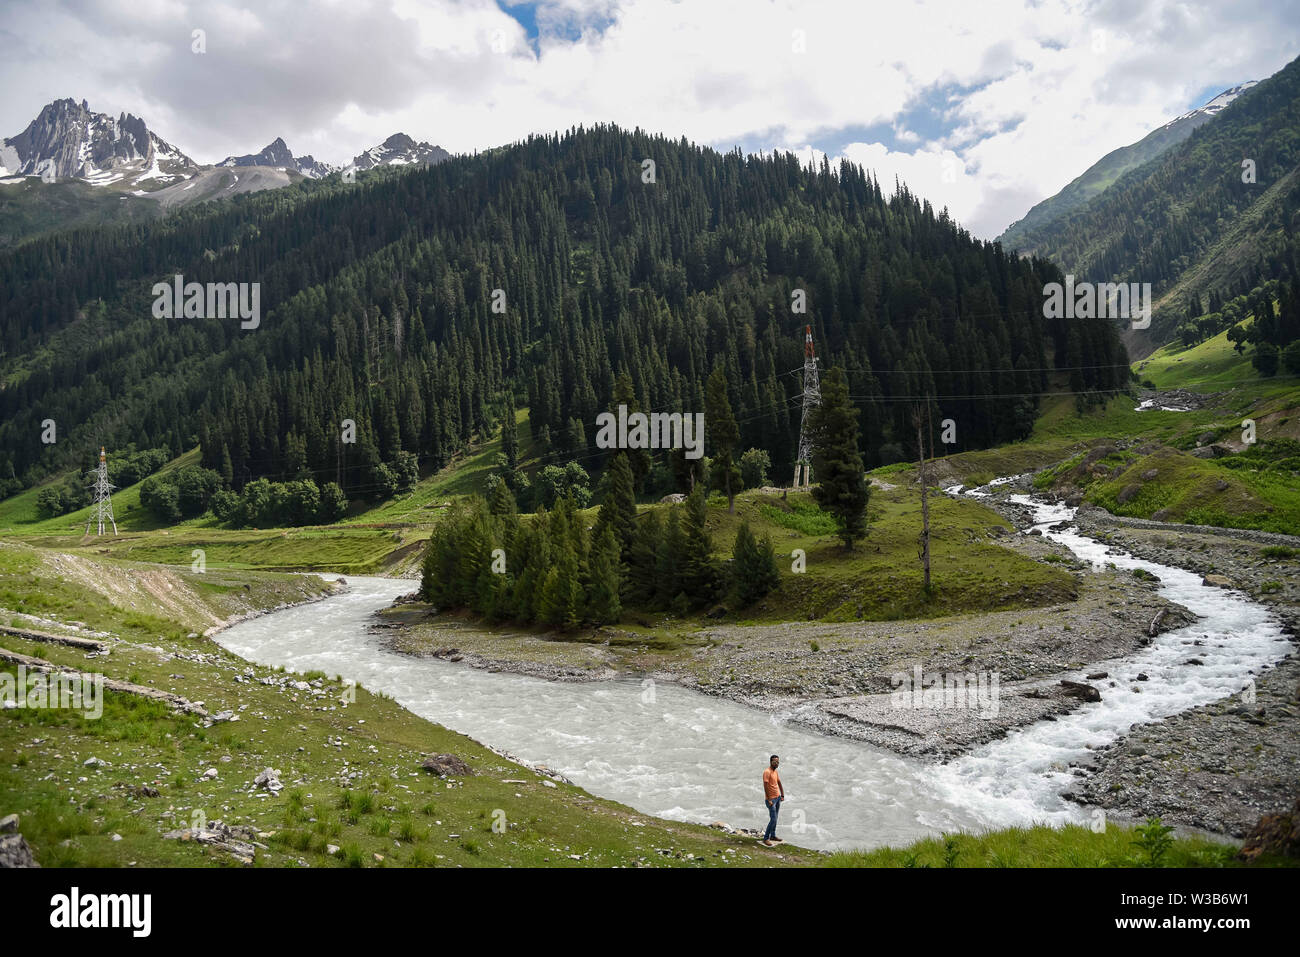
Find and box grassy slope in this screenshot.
[689,484,1073,624]
[1042,334,1300,533]
[0,177,161,248]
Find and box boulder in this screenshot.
[253,767,283,792]
[1237,799,1300,862]
[1116,484,1142,505]
[1201,574,1233,588]
[0,834,37,868]
[1059,680,1102,703]
[421,753,475,777]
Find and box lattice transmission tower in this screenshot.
[792,324,820,489]
[86,446,118,536]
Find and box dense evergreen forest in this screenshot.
[0,125,1131,506]
[1001,53,1300,342]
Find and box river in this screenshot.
[212,494,1289,851]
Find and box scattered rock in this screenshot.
[161,820,258,864]
[0,814,17,834]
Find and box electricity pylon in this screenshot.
[86,446,118,536]
[793,324,820,489]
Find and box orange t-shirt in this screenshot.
[763,767,782,800]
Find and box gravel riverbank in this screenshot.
[1060,505,1299,836]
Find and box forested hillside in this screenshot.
[996,54,1300,348]
[0,126,1129,505]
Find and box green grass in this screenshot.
[694,485,1075,624]
[1135,328,1279,390]
[0,177,161,249]
[827,823,1273,868]
[1045,442,1300,535]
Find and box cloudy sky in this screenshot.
[2,0,1297,237]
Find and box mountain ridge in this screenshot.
[998,82,1258,253]
[3,98,453,190]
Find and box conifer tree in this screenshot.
[654,511,686,609]
[538,527,581,630]
[730,521,781,606]
[592,452,638,558]
[625,510,662,605]
[680,484,721,605]
[706,366,742,513]
[809,365,869,549]
[586,524,623,624]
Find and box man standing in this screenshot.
[762,754,784,846]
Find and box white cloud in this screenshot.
[1,0,1297,237]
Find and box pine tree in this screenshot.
[501,398,519,470]
[586,524,623,624]
[654,511,686,609]
[809,365,870,549]
[625,510,662,605]
[680,484,720,606]
[705,367,742,512]
[730,521,780,606]
[592,452,638,558]
[488,477,517,516]
[538,530,581,630]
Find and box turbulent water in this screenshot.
[214,493,1290,851]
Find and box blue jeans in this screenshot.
[764,796,781,840]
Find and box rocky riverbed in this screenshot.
[1058,504,1300,836]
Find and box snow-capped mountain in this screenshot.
[0,98,198,187]
[217,137,336,179]
[347,133,451,172]
[1160,81,1259,131]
